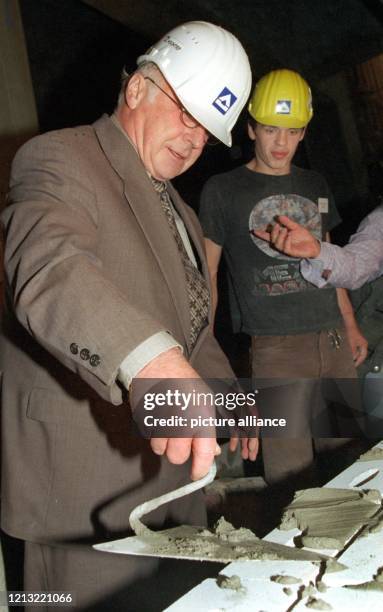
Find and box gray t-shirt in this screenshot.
[199,164,342,335]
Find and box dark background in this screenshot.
[18,0,383,223]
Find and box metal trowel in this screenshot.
[93,463,330,563]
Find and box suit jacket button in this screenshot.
[90,354,101,367]
[70,343,79,355]
[80,348,90,360]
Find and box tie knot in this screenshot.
[151,177,167,194]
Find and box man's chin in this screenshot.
[152,151,198,180]
[153,166,186,182]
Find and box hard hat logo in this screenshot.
[275,100,292,115]
[212,87,238,116]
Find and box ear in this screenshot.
[248,122,256,141]
[299,127,307,142]
[124,73,148,110]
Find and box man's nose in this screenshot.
[275,129,287,146]
[185,125,208,149]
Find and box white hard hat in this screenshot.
[137,21,252,146]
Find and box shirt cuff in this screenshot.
[300,258,328,287]
[118,331,183,390]
[311,241,335,269]
[300,242,337,287]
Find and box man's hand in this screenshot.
[131,347,220,481]
[253,215,322,259]
[150,435,220,481]
[336,288,368,368]
[346,326,368,367]
[344,324,368,368]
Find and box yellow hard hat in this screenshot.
[248,69,313,128]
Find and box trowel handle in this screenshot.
[129,462,217,537]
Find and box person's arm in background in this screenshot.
[334,292,368,368]
[204,238,223,326]
[304,209,383,289]
[254,207,383,289]
[336,288,367,367]
[324,231,368,367]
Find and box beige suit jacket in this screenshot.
[0,115,234,543]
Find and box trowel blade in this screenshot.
[93,525,331,563]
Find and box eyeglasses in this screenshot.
[144,76,219,146]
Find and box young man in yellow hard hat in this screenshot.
[199,69,367,485]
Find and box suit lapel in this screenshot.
[93,115,191,350]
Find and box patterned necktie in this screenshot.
[151,178,209,349]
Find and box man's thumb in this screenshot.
[277,215,298,229]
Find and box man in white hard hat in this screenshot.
[0,21,256,608]
[200,69,367,487]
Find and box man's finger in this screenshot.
[270,222,282,243]
[241,440,249,461]
[354,345,368,367]
[274,226,289,250]
[247,438,259,461]
[190,437,217,481]
[277,215,300,230]
[165,438,192,465]
[284,233,294,255]
[253,229,271,242]
[150,437,168,456]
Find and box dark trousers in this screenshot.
[251,329,363,484]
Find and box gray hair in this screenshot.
[116,62,162,109]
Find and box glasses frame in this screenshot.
[143,76,219,146]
